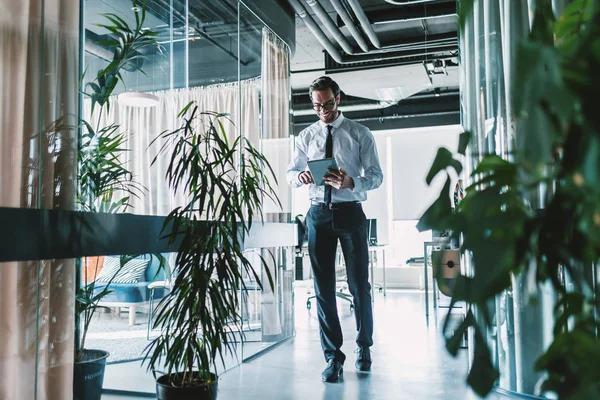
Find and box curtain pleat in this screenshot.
[261,27,291,218]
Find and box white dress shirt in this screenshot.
[286,112,383,203]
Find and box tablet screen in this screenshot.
[307,158,338,186]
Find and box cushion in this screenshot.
[96,256,150,284]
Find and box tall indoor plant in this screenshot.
[74,2,159,399]
[143,104,280,400]
[419,0,600,398]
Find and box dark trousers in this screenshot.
[306,202,373,363]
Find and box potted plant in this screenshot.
[143,104,280,399]
[419,0,600,398]
[74,2,159,399]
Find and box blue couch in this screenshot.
[93,254,170,325]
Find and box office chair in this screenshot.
[305,250,354,311]
[296,215,354,311]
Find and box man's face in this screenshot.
[311,89,340,124]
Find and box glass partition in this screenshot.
[238,0,294,361]
[79,0,294,395]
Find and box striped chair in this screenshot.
[92,254,170,325]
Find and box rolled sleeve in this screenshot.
[355,129,383,193]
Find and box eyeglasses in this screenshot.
[312,100,336,111]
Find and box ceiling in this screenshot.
[84,0,269,90]
[83,0,459,131]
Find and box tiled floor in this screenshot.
[102,287,507,399]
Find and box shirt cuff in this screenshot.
[295,171,304,186]
[350,176,362,192]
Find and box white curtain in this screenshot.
[0,0,79,399]
[260,27,291,220]
[83,80,260,216]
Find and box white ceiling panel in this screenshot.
[330,63,432,101]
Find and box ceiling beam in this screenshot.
[350,31,457,55]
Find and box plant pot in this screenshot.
[73,349,109,400]
[156,372,218,400]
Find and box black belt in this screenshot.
[310,200,360,210]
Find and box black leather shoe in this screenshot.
[355,347,372,371]
[321,359,343,382]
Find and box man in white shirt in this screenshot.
[286,76,383,382]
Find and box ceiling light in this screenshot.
[118,92,160,107]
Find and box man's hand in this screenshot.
[324,168,354,190]
[298,171,314,185]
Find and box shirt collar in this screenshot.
[318,112,345,130]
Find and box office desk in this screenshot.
[423,240,452,316]
[368,244,389,298]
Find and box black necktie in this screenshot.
[324,125,333,205]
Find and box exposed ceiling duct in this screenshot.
[288,0,344,63]
[288,0,457,68]
[364,32,457,55]
[342,1,457,26]
[305,0,354,54]
[288,0,457,64]
[335,44,455,65]
[329,0,370,52]
[344,0,381,48]
[289,0,458,109]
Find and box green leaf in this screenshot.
[177,101,194,118]
[555,0,593,49]
[458,0,474,32]
[458,131,471,155]
[581,134,600,187]
[467,324,499,396]
[426,148,459,185]
[530,0,555,44]
[445,310,472,356]
[470,155,518,187]
[417,175,453,232]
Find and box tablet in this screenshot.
[307,158,338,186]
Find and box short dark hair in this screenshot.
[309,76,341,99]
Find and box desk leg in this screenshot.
[424,243,429,316]
[382,249,386,296]
[433,273,438,309]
